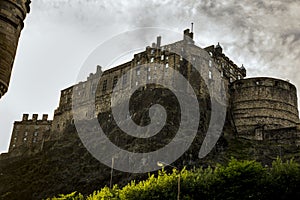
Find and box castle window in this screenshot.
[209,71,212,79]
[12,144,15,148]
[14,137,17,140]
[122,73,127,86]
[165,63,169,68]
[221,71,224,77]
[209,52,213,57]
[230,77,233,83]
[148,76,151,80]
[34,132,38,137]
[150,58,154,63]
[256,81,261,85]
[135,81,139,86]
[137,61,141,65]
[102,80,107,91]
[230,68,233,73]
[24,132,28,136]
[151,49,155,54]
[112,76,118,89]
[193,57,196,61]
[180,56,183,61]
[136,68,140,76]
[161,55,164,60]
[23,137,27,142]
[166,56,169,60]
[209,60,212,67]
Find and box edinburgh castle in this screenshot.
[5,28,300,155]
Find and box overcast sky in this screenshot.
[1,0,300,153]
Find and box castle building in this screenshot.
[9,114,52,151]
[0,0,31,98]
[8,29,300,152]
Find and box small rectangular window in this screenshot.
[165,63,169,68]
[112,76,118,89]
[150,58,154,63]
[209,60,212,67]
[122,74,127,86]
[102,80,107,91]
[136,68,140,76]
[209,71,212,79]
[161,55,164,60]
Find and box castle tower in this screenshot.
[0,0,31,98]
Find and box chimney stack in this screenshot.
[157,36,162,48]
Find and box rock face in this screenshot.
[0,0,30,98]
[1,87,300,200]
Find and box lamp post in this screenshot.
[110,157,114,189]
[157,161,180,200]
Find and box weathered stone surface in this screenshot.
[0,0,30,98]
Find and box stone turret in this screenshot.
[0,0,31,98]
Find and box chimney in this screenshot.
[96,65,102,74]
[157,36,162,48]
[42,114,48,121]
[22,114,29,121]
[32,114,38,121]
[183,29,194,43]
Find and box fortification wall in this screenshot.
[231,77,299,138]
[9,114,52,152]
[0,0,30,98]
[52,29,247,134]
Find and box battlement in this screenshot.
[22,114,49,122]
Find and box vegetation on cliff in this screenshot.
[47,158,300,200]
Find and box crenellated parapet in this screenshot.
[9,113,52,152]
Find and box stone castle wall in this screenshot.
[231,77,299,139]
[9,114,52,151]
[51,29,246,136]
[0,0,30,98]
[9,29,300,153]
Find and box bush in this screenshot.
[47,158,300,200]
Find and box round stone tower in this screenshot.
[0,0,31,98]
[231,77,299,138]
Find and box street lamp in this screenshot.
[110,157,115,189]
[157,161,180,200]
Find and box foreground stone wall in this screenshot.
[0,0,30,98]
